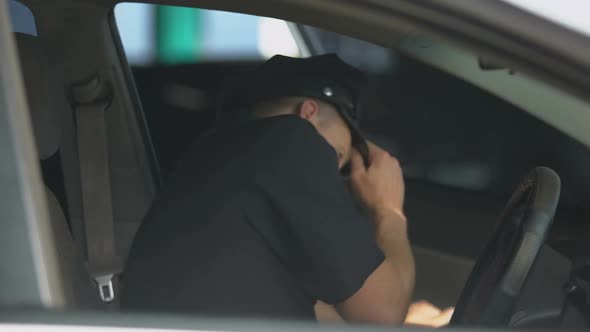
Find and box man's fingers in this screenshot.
[409,300,442,317]
[412,301,441,317]
[366,141,396,166]
[431,307,454,327]
[404,302,454,328]
[440,307,454,320]
[366,141,382,162]
[349,148,366,174]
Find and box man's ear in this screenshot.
[295,99,320,123]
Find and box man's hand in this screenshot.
[404,301,454,328]
[316,300,454,328]
[349,142,406,224]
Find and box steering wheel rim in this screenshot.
[450,167,561,326]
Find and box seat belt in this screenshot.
[70,75,122,304]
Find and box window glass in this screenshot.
[114,3,300,65]
[296,24,590,213]
[9,0,36,35]
[114,3,590,210]
[114,4,304,174]
[111,1,587,309]
[113,3,155,65]
[299,25,396,73]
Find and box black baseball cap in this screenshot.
[219,54,369,164]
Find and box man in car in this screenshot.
[122,54,450,326]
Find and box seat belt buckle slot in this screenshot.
[95,274,115,302]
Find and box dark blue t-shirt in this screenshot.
[121,115,384,320]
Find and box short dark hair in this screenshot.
[253,97,338,119]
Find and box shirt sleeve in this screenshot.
[248,116,385,304]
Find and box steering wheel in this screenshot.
[450,167,561,326]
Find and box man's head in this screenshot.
[220,54,369,168]
[255,97,352,169]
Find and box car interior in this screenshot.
[6,0,590,328]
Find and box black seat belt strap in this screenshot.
[70,75,121,303]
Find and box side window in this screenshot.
[298,25,396,73]
[295,24,590,214]
[112,3,590,225]
[114,3,301,65]
[113,3,303,174]
[9,0,37,35]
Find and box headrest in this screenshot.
[15,33,64,160]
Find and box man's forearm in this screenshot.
[373,209,415,315]
[342,144,415,324]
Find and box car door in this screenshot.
[2,0,590,330]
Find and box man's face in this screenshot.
[294,99,352,169]
[316,112,353,170]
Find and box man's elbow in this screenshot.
[337,260,415,325]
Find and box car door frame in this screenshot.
[0,0,66,308]
[3,0,590,328]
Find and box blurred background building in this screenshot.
[115,4,300,65]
